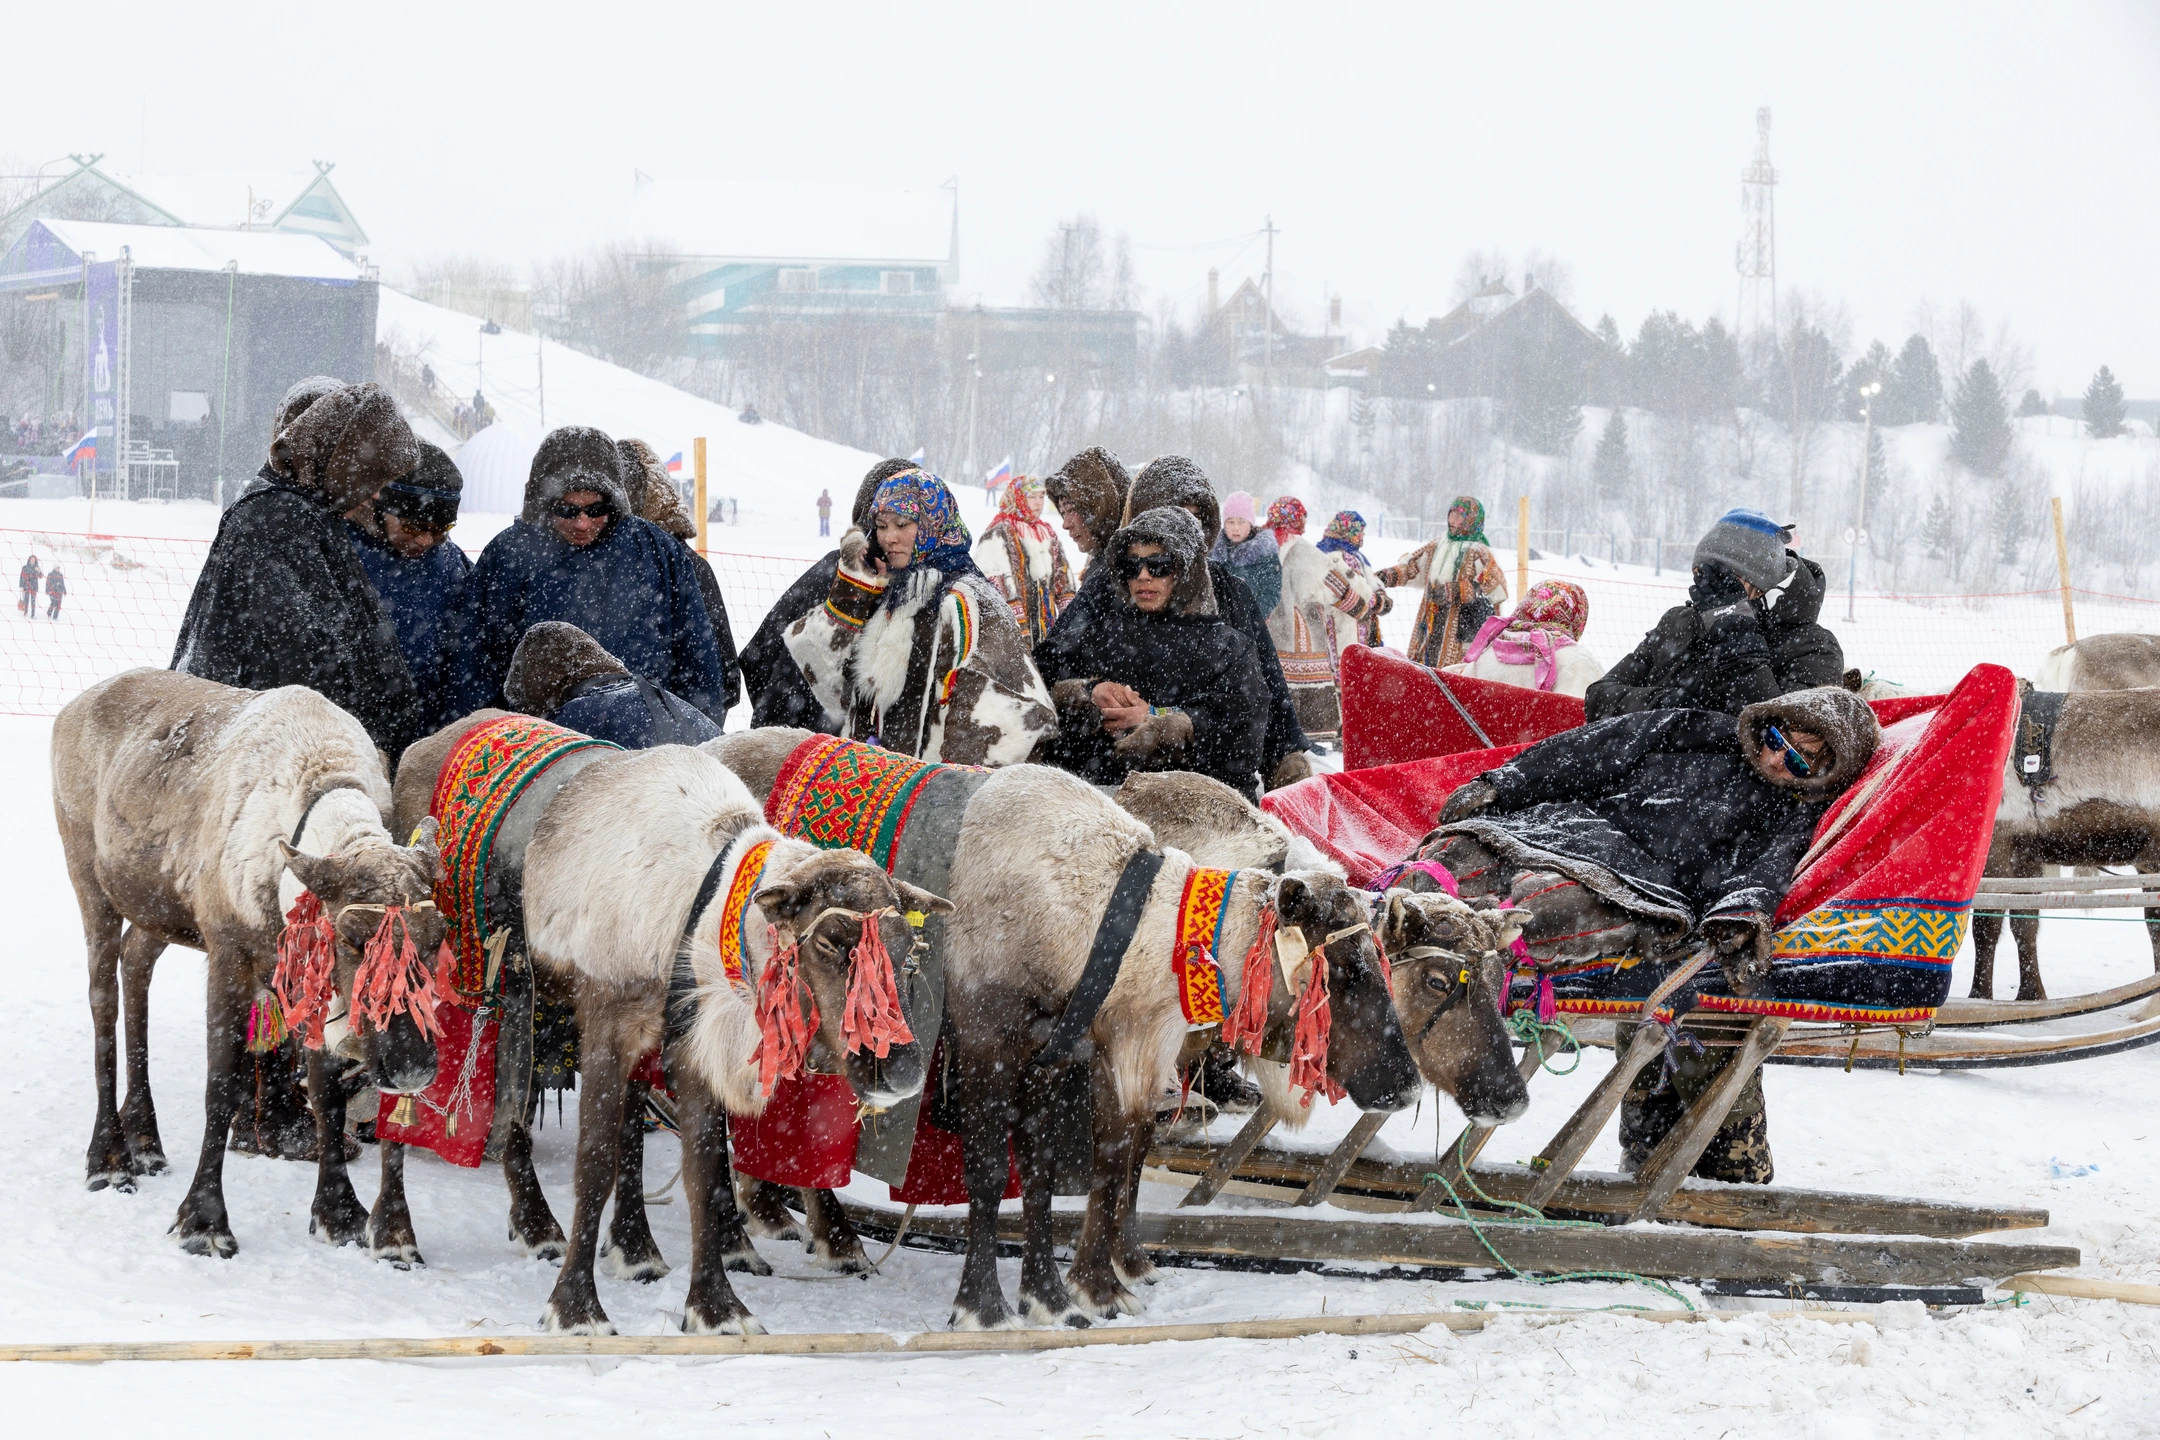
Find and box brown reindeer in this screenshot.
[52,670,447,1257]
[519,744,943,1334]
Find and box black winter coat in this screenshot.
[448,514,731,724]
[1471,708,1827,926]
[551,674,723,749]
[173,476,421,756]
[349,524,471,732]
[1584,553,1843,722]
[740,550,841,731]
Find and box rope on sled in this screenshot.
[1506,1010,1583,1076]
[1421,1133,1699,1314]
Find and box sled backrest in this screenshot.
[1339,645,1584,770]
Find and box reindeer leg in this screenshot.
[1967,909,2002,1000]
[306,1050,369,1248]
[541,1039,627,1334]
[2012,909,2046,1003]
[171,947,248,1257]
[119,925,167,1174]
[83,904,133,1192]
[803,1187,872,1275]
[1111,1114,1157,1289]
[503,1090,566,1259]
[600,1080,668,1282]
[732,1174,805,1243]
[1067,1056,1143,1318]
[1014,1062,1087,1329]
[948,1048,1019,1331]
[676,1076,765,1334]
[366,1137,424,1266]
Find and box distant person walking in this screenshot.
[817,488,833,537]
[1375,494,1509,669]
[18,554,41,617]
[43,565,65,619]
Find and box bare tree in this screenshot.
[1028,216,1135,311]
[530,240,686,378]
[1452,250,1513,303]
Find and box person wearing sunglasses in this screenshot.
[1426,684,1880,1185]
[448,425,731,724]
[1036,506,1270,799]
[344,441,471,731]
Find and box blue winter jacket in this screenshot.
[347,524,472,731]
[551,674,723,750]
[448,515,731,722]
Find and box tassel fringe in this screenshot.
[840,913,915,1058]
[1221,905,1278,1055]
[752,924,817,1098]
[351,910,449,1042]
[272,892,338,1049]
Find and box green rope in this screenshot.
[1507,1011,1583,1076]
[1972,910,2160,923]
[1423,1133,1699,1314]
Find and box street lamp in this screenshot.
[1845,380,1883,623]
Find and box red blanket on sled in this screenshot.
[1339,645,1586,770]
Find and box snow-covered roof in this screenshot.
[628,180,954,266]
[0,219,362,287]
[107,171,317,231]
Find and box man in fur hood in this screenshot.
[172,380,424,756]
[448,426,731,723]
[616,437,740,714]
[1430,685,1882,1182]
[1036,506,1270,799]
[1042,445,1132,559]
[1040,451,1315,789]
[344,440,471,731]
[504,620,719,748]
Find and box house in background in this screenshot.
[1377,277,1616,402]
[0,157,370,258]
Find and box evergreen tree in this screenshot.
[2084,365,2127,438]
[1922,490,1954,561]
[1885,333,1944,425]
[1845,340,1894,420]
[2017,389,2050,418]
[1858,423,1888,496]
[1592,410,1631,498]
[1594,314,1622,350]
[1989,480,2024,569]
[1950,359,2015,477]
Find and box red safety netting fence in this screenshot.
[0,525,817,718]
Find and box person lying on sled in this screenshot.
[1420,685,1881,1185]
[503,620,721,748]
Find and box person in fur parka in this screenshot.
[1263,497,1383,740]
[784,466,1054,765]
[973,474,1075,645]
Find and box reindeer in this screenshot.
[2035,633,2160,692]
[714,728,1424,1329]
[52,671,447,1258]
[518,744,942,1334]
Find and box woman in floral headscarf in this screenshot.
[784,467,1054,763]
[1375,494,1508,668]
[1316,510,1386,646]
[973,474,1076,646]
[1263,495,1382,740]
[1444,578,1604,696]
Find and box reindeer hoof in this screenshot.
[721,1244,774,1277]
[170,1215,237,1259]
[947,1305,1025,1332]
[310,1204,369,1249]
[682,1309,767,1337]
[541,1303,615,1337]
[810,1245,873,1277]
[600,1240,671,1284]
[1021,1293,1092,1329]
[86,1166,136,1194]
[1112,1256,1159,1288]
[130,1151,170,1177]
[512,1226,567,1262]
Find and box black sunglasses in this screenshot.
[1118,554,1180,580]
[551,499,612,520]
[1763,723,1814,777]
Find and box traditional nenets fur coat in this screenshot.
[973,475,1076,647]
[1268,531,1382,740]
[784,468,1055,765]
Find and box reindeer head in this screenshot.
[278,815,450,1096]
[751,847,950,1110]
[1377,890,1530,1127]
[1268,872,1420,1113]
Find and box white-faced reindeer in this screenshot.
[52,671,448,1258]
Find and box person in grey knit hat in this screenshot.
[1585,508,1843,720]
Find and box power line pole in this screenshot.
[1261,215,1277,393]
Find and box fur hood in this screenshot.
[1105,505,1217,616]
[617,438,697,539]
[504,621,629,717]
[521,426,629,523]
[1044,446,1131,551]
[268,382,420,512]
[1738,685,1880,799]
[1127,454,1221,547]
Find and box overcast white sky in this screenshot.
[12,1,2158,395]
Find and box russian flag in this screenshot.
[984,456,1012,491]
[62,431,96,466]
[664,452,683,474]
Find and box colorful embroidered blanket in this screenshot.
[765,733,985,869]
[429,716,617,1000]
[1172,867,1236,1027]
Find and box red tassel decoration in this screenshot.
[840,913,915,1058]
[1221,905,1278,1055]
[272,892,339,1049]
[1287,952,1344,1106]
[350,907,445,1042]
[752,923,817,1098]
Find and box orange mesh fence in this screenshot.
[0,525,816,718]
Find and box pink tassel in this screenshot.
[752,924,817,1098]
[350,908,445,1041]
[1287,952,1343,1106]
[1221,905,1278,1055]
[840,913,915,1058]
[272,892,338,1049]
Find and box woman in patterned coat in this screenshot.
[1375,494,1508,668]
[1264,498,1381,740]
[972,474,1075,646]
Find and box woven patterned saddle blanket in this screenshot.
[429,715,617,1001]
[765,733,988,870]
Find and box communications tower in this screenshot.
[1735,107,1778,341]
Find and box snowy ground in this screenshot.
[5,707,2159,1434]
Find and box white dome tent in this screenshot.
[453,422,543,516]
